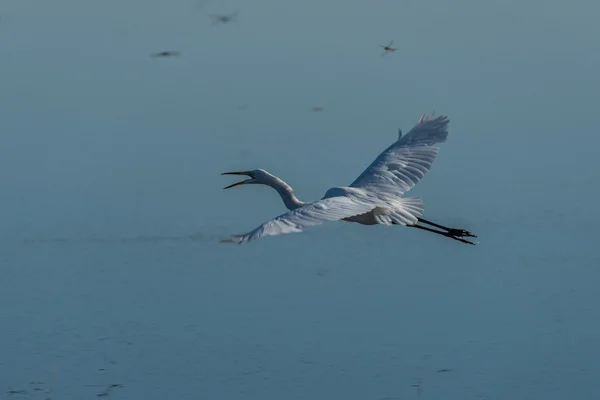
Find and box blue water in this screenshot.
[2,0,600,398]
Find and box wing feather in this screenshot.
[349,115,449,197]
[222,195,376,244]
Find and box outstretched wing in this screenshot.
[349,114,449,197]
[221,195,376,244]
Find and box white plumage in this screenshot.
[221,112,477,245]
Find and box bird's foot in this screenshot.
[445,232,476,245]
[447,228,477,238]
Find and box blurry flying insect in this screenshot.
[311,106,324,112]
[151,51,181,57]
[380,40,397,57]
[211,12,237,25]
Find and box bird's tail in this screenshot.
[374,197,424,226]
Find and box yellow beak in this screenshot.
[222,171,252,189]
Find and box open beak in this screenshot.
[222,171,253,189]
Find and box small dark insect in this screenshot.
[151,51,181,58]
[436,368,452,373]
[211,13,237,25]
[311,107,324,112]
[7,390,27,395]
[380,40,397,57]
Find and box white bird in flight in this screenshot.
[221,112,477,245]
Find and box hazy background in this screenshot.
[1,0,599,398]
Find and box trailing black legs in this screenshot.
[408,224,476,245]
[394,217,477,245]
[417,217,477,239]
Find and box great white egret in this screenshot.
[221,112,477,245]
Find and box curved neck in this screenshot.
[266,176,304,211]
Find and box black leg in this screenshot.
[417,217,477,238]
[407,224,476,245]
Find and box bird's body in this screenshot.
[222,112,477,245]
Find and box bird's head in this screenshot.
[221,169,273,189]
